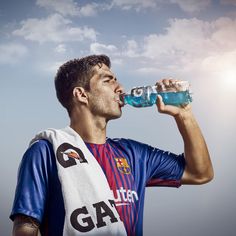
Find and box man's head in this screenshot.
[55,54,111,116]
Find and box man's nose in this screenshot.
[115,82,124,94]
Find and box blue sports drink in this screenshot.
[120,81,192,108]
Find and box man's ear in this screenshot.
[72,87,88,105]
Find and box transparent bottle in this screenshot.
[120,81,192,108]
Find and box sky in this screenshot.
[1,0,236,235]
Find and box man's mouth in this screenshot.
[115,94,125,107]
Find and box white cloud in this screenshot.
[111,0,158,11]
[134,17,236,73]
[90,16,233,79]
[211,17,236,50]
[54,44,66,53]
[35,0,212,16]
[109,0,211,13]
[87,17,236,77]
[124,40,139,57]
[90,42,119,55]
[36,0,103,17]
[90,42,125,65]
[79,3,100,17]
[90,40,140,62]
[169,0,211,13]
[143,18,213,58]
[0,43,28,64]
[36,0,79,16]
[12,14,97,43]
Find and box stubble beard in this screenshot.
[89,97,122,122]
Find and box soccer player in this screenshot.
[10,55,213,236]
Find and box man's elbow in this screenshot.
[182,167,214,185]
[12,214,41,236]
[194,169,214,185]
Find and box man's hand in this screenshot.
[155,78,192,117]
[12,215,41,236]
[156,94,192,117]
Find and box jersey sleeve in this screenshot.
[10,139,54,223]
[145,147,185,187]
[120,139,185,188]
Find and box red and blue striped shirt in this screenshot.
[10,138,185,235]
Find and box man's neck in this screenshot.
[70,114,107,144]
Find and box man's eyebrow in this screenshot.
[99,72,114,79]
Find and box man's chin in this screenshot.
[106,111,122,122]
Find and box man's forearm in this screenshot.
[13,215,41,236]
[175,110,214,184]
[155,79,213,184]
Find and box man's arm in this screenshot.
[156,80,214,185]
[12,215,41,236]
[174,107,213,184]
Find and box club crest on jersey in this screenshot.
[114,158,131,174]
[56,143,88,168]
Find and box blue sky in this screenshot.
[1,0,236,235]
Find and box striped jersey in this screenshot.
[10,138,185,236]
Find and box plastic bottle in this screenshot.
[120,81,192,108]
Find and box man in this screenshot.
[10,54,213,236]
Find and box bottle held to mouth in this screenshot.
[120,81,193,108]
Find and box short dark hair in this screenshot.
[54,54,111,115]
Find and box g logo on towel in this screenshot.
[56,143,88,168]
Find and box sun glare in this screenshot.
[225,69,236,84]
[220,69,236,90]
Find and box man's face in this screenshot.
[86,63,124,121]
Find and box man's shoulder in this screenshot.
[22,139,55,165]
[28,139,53,153]
[108,137,149,150]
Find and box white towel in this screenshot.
[31,126,127,236]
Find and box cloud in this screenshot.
[12,14,97,43]
[169,0,211,13]
[142,18,212,60]
[90,40,141,60]
[90,42,119,55]
[111,0,158,11]
[87,16,236,77]
[108,0,211,13]
[34,0,212,17]
[0,43,28,64]
[36,0,79,16]
[211,17,236,50]
[90,42,126,65]
[36,0,105,17]
[128,17,236,74]
[124,40,139,57]
[79,3,102,17]
[54,44,66,53]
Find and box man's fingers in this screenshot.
[156,95,165,113]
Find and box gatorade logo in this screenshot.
[56,143,88,168]
[70,200,120,232]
